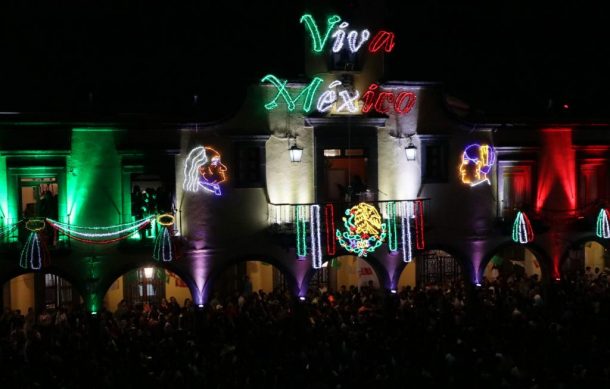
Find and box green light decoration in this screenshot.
[336,203,387,257]
[0,220,21,239]
[300,14,341,53]
[295,205,307,257]
[386,202,398,252]
[46,217,153,244]
[596,208,610,239]
[261,75,323,112]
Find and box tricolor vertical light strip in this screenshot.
[325,203,336,256]
[402,202,412,263]
[414,200,425,250]
[295,205,307,257]
[596,208,610,239]
[512,211,534,244]
[310,204,322,269]
[387,202,398,252]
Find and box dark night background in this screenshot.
[0,0,608,119]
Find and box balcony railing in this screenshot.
[268,199,430,229]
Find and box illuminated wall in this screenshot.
[397,262,416,289]
[67,129,122,226]
[246,261,274,293]
[585,241,606,272]
[536,128,576,214]
[4,274,35,314]
[265,126,315,204]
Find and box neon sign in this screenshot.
[262,76,416,115]
[183,146,228,196]
[301,13,395,54]
[459,144,496,187]
[336,203,387,257]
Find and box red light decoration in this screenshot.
[414,200,425,250]
[361,84,417,115]
[536,129,576,214]
[394,92,417,114]
[325,203,336,256]
[368,30,396,53]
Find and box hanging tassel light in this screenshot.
[596,208,610,239]
[20,219,50,270]
[153,213,179,262]
[512,211,534,244]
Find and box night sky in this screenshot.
[1,1,608,119]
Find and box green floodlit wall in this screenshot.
[0,156,8,225]
[67,129,122,226]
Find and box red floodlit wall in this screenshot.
[536,128,576,216]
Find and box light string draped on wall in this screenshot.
[295,205,307,258]
[310,204,322,269]
[46,217,153,244]
[596,208,610,239]
[512,211,534,244]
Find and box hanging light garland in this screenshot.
[153,214,178,262]
[20,219,50,270]
[324,204,336,256]
[401,202,412,263]
[310,204,322,269]
[295,205,307,257]
[386,202,398,252]
[46,217,153,244]
[512,211,534,244]
[596,208,610,239]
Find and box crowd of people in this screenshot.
[2,271,610,388]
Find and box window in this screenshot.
[44,274,75,310]
[579,161,608,208]
[421,141,449,183]
[20,177,58,219]
[328,49,363,72]
[123,268,166,306]
[234,142,265,188]
[501,165,532,219]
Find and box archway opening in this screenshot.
[398,249,462,289]
[2,273,83,318]
[563,240,608,280]
[103,267,193,314]
[310,255,381,293]
[209,261,288,303]
[484,245,542,283]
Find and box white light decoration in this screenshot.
[331,22,350,52]
[183,146,208,192]
[337,90,360,113]
[347,29,370,52]
[317,80,341,112]
[403,202,412,263]
[310,204,322,269]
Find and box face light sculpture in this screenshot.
[183,146,228,196]
[460,144,496,187]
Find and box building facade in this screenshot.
[1,9,609,315]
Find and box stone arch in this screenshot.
[301,254,390,296]
[393,244,471,289]
[100,260,199,309]
[202,255,298,304]
[1,267,85,314]
[479,241,552,284]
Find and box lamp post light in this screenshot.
[289,142,303,163]
[405,139,417,161]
